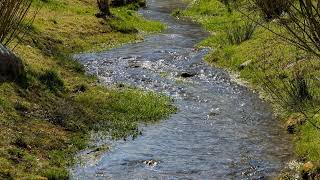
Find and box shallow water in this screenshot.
[71,0,292,179]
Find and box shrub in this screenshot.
[225,20,256,45]
[0,0,33,46]
[250,0,320,58]
[254,0,292,20]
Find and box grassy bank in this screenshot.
[0,0,175,179]
[181,0,320,178]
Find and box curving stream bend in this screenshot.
[71,0,293,179]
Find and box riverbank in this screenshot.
[180,0,320,178]
[0,0,175,179]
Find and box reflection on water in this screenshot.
[71,0,292,179]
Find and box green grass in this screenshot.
[0,0,172,179]
[182,0,320,177]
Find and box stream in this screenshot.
[71,0,293,179]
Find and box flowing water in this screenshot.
[71,0,293,179]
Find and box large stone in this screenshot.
[0,44,24,82]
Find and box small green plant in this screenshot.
[225,20,256,45]
[39,70,65,93]
[289,71,312,104]
[262,71,312,109]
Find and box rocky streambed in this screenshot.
[71,0,293,179]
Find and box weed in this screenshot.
[225,20,256,45]
[39,70,64,93]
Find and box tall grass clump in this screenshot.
[0,0,33,46]
[225,20,256,45]
[261,69,320,129]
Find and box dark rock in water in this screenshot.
[138,0,147,7]
[128,63,141,68]
[144,159,158,167]
[179,72,196,78]
[0,44,24,82]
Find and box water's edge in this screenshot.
[71,0,293,179]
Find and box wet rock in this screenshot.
[138,0,147,7]
[238,60,252,70]
[128,63,141,68]
[0,44,24,82]
[117,83,125,88]
[285,113,306,134]
[144,159,158,167]
[179,72,196,78]
[208,112,218,116]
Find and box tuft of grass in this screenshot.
[75,87,176,138]
[224,20,256,45]
[39,70,65,93]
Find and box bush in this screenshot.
[225,20,256,45]
[0,0,33,45]
[254,0,292,20]
[250,0,320,58]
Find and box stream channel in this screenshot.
[71,0,293,179]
